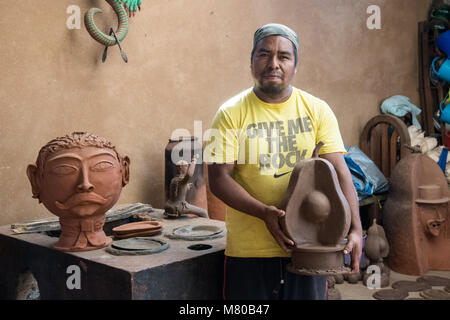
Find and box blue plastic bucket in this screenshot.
[437,30,450,56]
[432,57,450,83]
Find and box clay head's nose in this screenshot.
[77,168,94,192]
[425,218,446,237]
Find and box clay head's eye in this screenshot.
[51,165,78,175]
[91,161,114,172]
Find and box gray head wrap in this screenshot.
[253,23,299,54]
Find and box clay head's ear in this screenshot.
[120,156,130,187]
[26,164,42,202]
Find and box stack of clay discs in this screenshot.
[112,221,163,239]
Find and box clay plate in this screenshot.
[417,275,450,287]
[111,237,168,252]
[114,228,162,239]
[112,221,163,235]
[391,280,431,292]
[372,289,408,300]
[172,225,223,240]
[419,289,450,300]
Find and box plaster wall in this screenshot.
[0,0,431,225]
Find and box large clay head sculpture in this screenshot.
[27,132,130,251]
[383,153,450,275]
[280,142,351,275]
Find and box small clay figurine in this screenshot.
[164,154,208,218]
[26,132,130,252]
[365,218,389,265]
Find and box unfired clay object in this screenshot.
[364,219,389,264]
[417,275,450,287]
[383,154,450,275]
[419,289,450,300]
[372,289,408,300]
[391,280,431,292]
[164,154,208,218]
[27,132,130,252]
[280,142,351,275]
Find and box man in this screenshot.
[27,132,130,251]
[205,23,362,300]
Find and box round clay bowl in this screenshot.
[112,221,163,235]
[391,280,432,292]
[417,275,450,287]
[373,289,408,300]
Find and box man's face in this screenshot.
[38,146,124,218]
[251,35,297,95]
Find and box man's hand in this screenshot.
[263,205,294,252]
[344,230,363,273]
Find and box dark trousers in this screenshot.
[223,256,327,300]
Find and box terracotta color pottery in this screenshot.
[26,132,130,252]
[419,288,450,300]
[113,228,163,239]
[416,275,450,287]
[372,289,408,300]
[391,280,432,292]
[112,221,163,234]
[280,142,351,275]
[383,154,450,275]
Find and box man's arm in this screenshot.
[207,163,294,252]
[320,152,363,273]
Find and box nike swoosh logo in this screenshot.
[273,171,292,178]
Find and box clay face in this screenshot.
[39,147,124,218]
[420,205,446,237]
[27,132,130,251]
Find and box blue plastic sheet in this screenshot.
[344,146,389,200]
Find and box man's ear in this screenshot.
[121,156,130,187]
[26,164,41,202]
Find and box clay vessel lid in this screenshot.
[281,143,351,246]
[372,289,408,300]
[419,289,450,300]
[391,280,431,292]
[415,185,449,204]
[417,275,450,286]
[112,221,163,235]
[171,225,223,240]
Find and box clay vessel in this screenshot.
[383,154,450,275]
[280,142,351,275]
[364,218,389,264]
[27,132,130,252]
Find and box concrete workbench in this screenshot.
[0,208,226,300]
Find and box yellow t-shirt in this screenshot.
[204,87,346,257]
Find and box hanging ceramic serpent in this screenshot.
[84,0,141,62]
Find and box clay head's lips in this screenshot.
[54,193,109,210]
